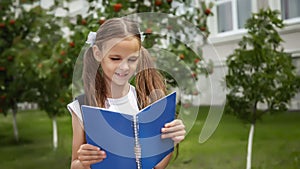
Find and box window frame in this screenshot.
[208,0,300,43]
[269,0,300,25]
[210,0,257,36]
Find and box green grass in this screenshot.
[0,110,72,169]
[168,107,300,169]
[0,107,300,169]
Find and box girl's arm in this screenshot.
[154,152,173,169]
[71,113,88,169]
[154,119,185,169]
[70,112,106,169]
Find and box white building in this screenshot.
[198,0,300,110]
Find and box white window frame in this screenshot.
[269,0,300,25]
[208,0,257,38]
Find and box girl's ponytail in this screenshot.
[135,47,167,109]
[136,47,180,158]
[82,47,107,108]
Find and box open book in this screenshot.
[81,92,176,169]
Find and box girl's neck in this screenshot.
[106,82,130,99]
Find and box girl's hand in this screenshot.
[161,119,186,145]
[77,144,106,168]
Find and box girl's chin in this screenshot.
[111,78,130,86]
[113,74,133,83]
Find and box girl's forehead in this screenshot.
[103,37,140,54]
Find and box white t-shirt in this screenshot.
[67,85,139,124]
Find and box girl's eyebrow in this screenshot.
[129,52,140,57]
[109,53,140,58]
[108,54,121,57]
[129,55,139,58]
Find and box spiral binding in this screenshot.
[133,115,142,169]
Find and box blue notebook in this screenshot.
[81,92,176,169]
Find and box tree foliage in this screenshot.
[225,9,300,124]
[0,0,215,117]
[0,1,46,115]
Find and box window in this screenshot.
[281,0,300,20]
[215,0,252,33]
[217,1,233,32]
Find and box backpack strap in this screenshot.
[75,94,86,107]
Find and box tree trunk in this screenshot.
[52,115,58,150]
[246,123,255,169]
[12,108,19,142]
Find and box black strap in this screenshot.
[75,94,86,107]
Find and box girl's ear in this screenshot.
[92,45,102,62]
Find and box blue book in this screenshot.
[81,92,176,169]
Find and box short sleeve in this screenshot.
[67,100,83,122]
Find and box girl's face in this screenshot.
[100,38,140,87]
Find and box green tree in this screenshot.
[35,21,87,149]
[0,0,43,142]
[32,11,69,150]
[0,0,66,148]
[225,9,300,169]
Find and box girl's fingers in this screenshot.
[78,149,103,156]
[161,124,185,133]
[162,119,185,133]
[78,154,103,162]
[161,119,186,143]
[78,150,106,159]
[172,135,185,144]
[80,158,105,167]
[80,144,100,151]
[161,130,186,139]
[77,144,106,164]
[78,152,106,167]
[164,119,183,128]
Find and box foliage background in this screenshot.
[1,0,214,116]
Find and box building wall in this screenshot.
[198,0,300,110]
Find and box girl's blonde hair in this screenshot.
[82,18,166,108]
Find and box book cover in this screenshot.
[81,92,176,169]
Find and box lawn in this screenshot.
[0,107,299,169]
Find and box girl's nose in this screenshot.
[119,60,129,70]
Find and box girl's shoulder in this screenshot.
[67,99,83,122]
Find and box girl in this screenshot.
[67,18,186,169]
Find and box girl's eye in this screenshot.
[110,58,121,61]
[128,57,138,62]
